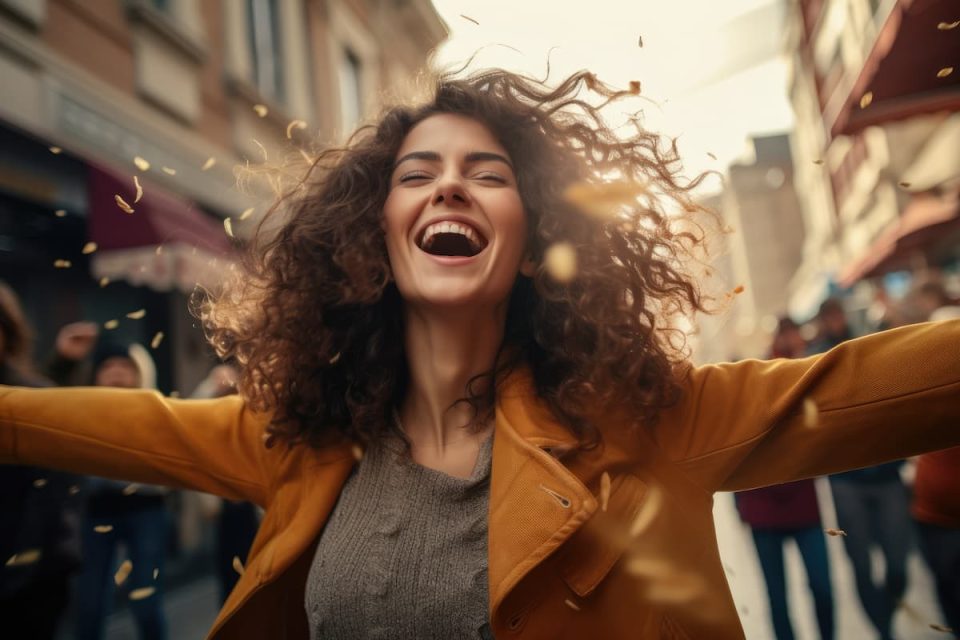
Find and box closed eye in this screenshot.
[398,171,432,183]
[473,172,508,183]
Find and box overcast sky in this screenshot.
[430,0,795,192]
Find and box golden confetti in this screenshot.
[99,277,110,287]
[232,556,245,575]
[133,156,150,172]
[126,309,146,320]
[151,332,164,349]
[644,571,705,605]
[564,599,581,611]
[239,207,255,221]
[253,104,268,118]
[936,67,954,78]
[49,146,62,154]
[707,152,718,160]
[351,444,364,461]
[169,390,180,398]
[544,242,577,283]
[129,587,156,601]
[201,156,216,171]
[122,483,139,496]
[629,486,663,537]
[94,525,114,533]
[812,159,824,165]
[114,559,132,586]
[930,623,954,633]
[564,180,648,220]
[5,549,41,566]
[732,285,745,295]
[33,478,47,488]
[54,259,71,269]
[803,398,819,428]
[224,217,234,238]
[155,245,164,255]
[628,80,641,95]
[161,166,176,175]
[134,175,143,203]
[899,181,912,188]
[69,485,81,495]
[937,20,959,30]
[286,119,307,139]
[599,472,611,513]
[859,92,873,109]
[115,194,134,214]
[103,319,119,330]
[153,568,159,580]
[299,148,314,165]
[329,352,341,365]
[55,209,67,217]
[624,555,673,579]
[824,528,846,537]
[460,14,479,25]
[638,34,644,47]
[82,242,98,255]
[252,138,267,161]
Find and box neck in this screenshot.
[399,304,506,455]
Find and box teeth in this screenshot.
[419,221,485,252]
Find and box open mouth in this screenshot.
[416,221,488,258]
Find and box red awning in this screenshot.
[831,0,960,137]
[87,164,234,293]
[838,191,960,286]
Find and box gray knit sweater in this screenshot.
[305,434,494,639]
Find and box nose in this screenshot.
[431,171,470,208]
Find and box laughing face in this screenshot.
[383,113,533,311]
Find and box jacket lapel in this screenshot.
[488,369,598,627]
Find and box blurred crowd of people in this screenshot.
[0,281,258,640]
[736,279,960,640]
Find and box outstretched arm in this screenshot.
[0,386,276,507]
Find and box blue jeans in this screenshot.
[916,521,960,634]
[830,479,910,640]
[751,527,834,640]
[75,506,169,640]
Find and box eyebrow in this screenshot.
[393,151,514,171]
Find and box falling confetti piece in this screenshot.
[286,119,307,138]
[930,623,954,633]
[54,259,71,269]
[82,242,98,255]
[859,92,873,109]
[824,528,846,537]
[299,148,314,165]
[151,332,164,349]
[732,285,745,295]
[55,209,67,217]
[153,568,159,579]
[103,319,119,330]
[161,166,176,175]
[707,152,718,160]
[262,432,277,449]
[564,599,581,611]
[937,20,959,30]
[94,525,114,533]
[564,180,648,220]
[899,181,912,188]
[115,194,135,214]
[99,277,110,287]
[628,80,641,95]
[155,245,164,255]
[201,157,216,171]
[329,352,341,365]
[129,587,156,601]
[232,556,245,575]
[638,34,644,47]
[133,156,151,172]
[813,159,824,165]
[644,571,705,605]
[803,398,818,428]
[544,242,577,283]
[936,67,954,78]
[629,486,663,537]
[69,485,81,495]
[253,104,268,117]
[239,207,255,221]
[252,138,267,161]
[6,550,42,566]
[49,146,62,154]
[126,309,146,320]
[599,472,611,512]
[170,390,180,398]
[460,14,479,25]
[114,559,132,586]
[33,478,47,488]
[224,217,234,238]
[134,175,143,203]
[351,444,364,461]
[122,484,139,496]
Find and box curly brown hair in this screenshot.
[198,68,715,448]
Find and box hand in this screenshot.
[55,322,99,361]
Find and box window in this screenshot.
[338,47,363,132]
[246,0,284,101]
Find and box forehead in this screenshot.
[396,113,509,159]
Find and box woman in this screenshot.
[1,70,959,639]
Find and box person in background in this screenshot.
[735,318,834,640]
[51,326,170,640]
[0,282,82,640]
[809,299,910,640]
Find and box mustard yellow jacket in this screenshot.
[2,322,959,639]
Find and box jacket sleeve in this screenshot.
[0,386,276,507]
[656,320,960,493]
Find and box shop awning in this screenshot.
[87,165,234,293]
[837,191,960,287]
[831,0,960,137]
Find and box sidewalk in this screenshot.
[104,576,219,640]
